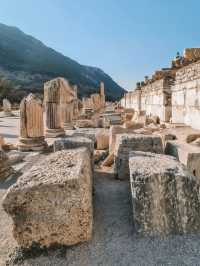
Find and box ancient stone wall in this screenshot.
[123,90,141,111]
[171,60,200,129]
[121,79,172,122]
[140,78,172,122]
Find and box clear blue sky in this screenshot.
[0,0,200,90]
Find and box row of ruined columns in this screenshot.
[18,78,79,151]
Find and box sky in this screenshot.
[0,0,200,90]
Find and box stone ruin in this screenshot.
[120,47,200,129]
[60,78,77,130]
[129,151,200,235]
[3,98,13,116]
[82,82,105,116]
[114,134,163,180]
[44,78,65,138]
[18,94,47,151]
[2,72,200,256]
[3,148,93,248]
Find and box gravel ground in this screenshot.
[1,169,200,265]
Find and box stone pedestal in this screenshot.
[18,94,47,151]
[18,137,47,151]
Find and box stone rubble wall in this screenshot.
[140,79,172,122]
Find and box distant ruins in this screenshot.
[120,48,200,129]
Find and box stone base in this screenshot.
[63,123,74,130]
[45,128,65,138]
[18,137,48,151]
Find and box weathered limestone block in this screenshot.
[165,141,200,179]
[95,129,109,150]
[54,136,94,156]
[18,94,47,151]
[44,78,65,138]
[129,151,200,235]
[75,119,94,128]
[72,128,96,143]
[123,121,144,130]
[3,148,93,248]
[114,134,163,180]
[3,98,12,116]
[102,113,122,128]
[0,150,13,180]
[109,125,135,153]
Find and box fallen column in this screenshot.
[129,151,200,235]
[3,148,93,248]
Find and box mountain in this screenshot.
[0,23,125,102]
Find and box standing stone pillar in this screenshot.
[18,94,47,151]
[44,78,65,137]
[3,99,13,116]
[72,85,79,120]
[100,82,105,108]
[60,79,76,130]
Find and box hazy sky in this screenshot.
[0,0,200,90]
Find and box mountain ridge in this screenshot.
[0,22,126,101]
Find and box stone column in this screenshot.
[60,80,76,130]
[3,99,13,116]
[44,78,65,137]
[100,82,105,108]
[18,94,47,151]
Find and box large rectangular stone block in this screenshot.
[114,134,163,179]
[3,148,93,248]
[54,136,94,156]
[129,151,200,235]
[165,141,200,180]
